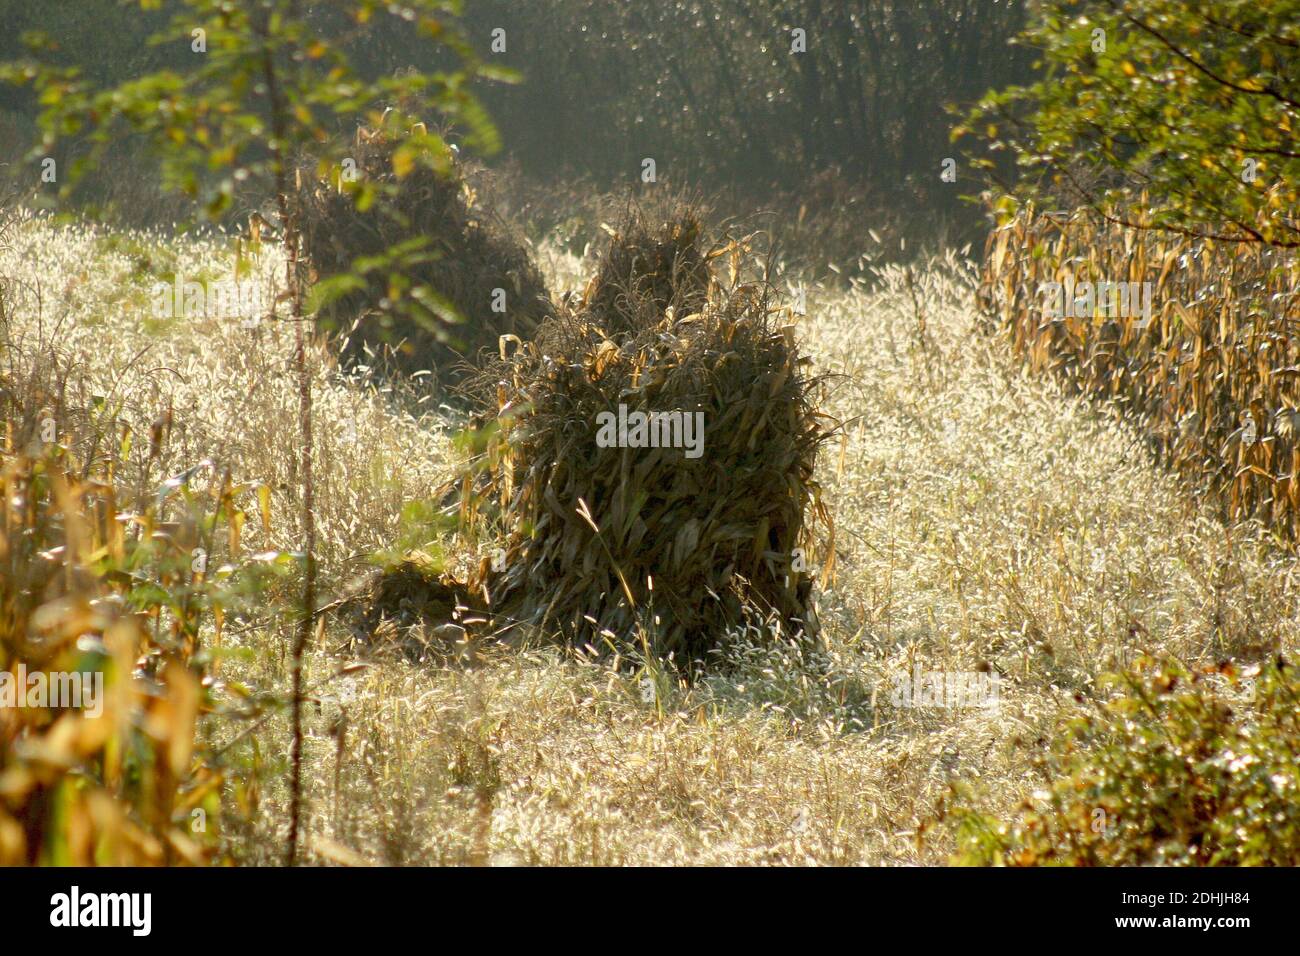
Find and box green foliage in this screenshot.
[949,656,1300,866]
[961,0,1300,247]
[4,0,507,209]
[368,499,453,570]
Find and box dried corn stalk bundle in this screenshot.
[460,208,834,663]
[582,204,710,336]
[298,127,553,391]
[980,198,1300,537]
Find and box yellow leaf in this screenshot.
[257,483,272,534]
[228,509,245,556]
[392,145,415,179]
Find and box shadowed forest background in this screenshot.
[0,0,1032,257]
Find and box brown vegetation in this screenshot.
[981,199,1300,538]
[454,205,833,663]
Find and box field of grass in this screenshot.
[3,210,1295,865]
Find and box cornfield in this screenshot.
[0,210,292,862]
[0,381,227,865]
[980,199,1300,538]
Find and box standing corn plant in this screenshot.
[3,0,511,864]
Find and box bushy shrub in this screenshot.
[949,656,1300,866]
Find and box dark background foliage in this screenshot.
[0,0,1034,245]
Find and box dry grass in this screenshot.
[4,210,1297,865]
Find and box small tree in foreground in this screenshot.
[3,0,512,864]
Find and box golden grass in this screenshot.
[3,211,1297,865]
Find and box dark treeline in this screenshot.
[452,1,1033,193]
[0,0,1034,241]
